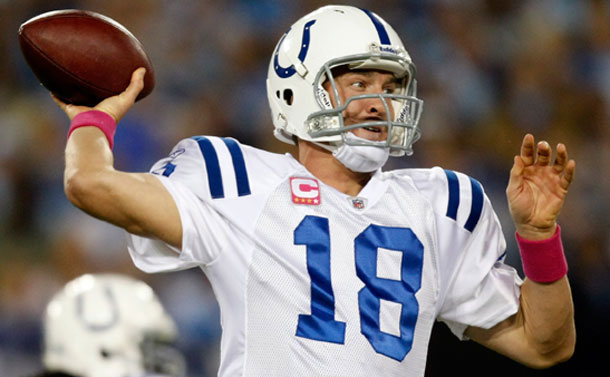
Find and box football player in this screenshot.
[52,5,575,377]
[33,274,185,377]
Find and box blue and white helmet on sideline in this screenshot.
[42,273,186,377]
[266,5,423,156]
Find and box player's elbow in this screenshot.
[527,335,576,369]
[528,349,574,369]
[554,341,576,365]
[64,169,108,210]
[64,170,90,208]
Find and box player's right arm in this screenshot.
[55,68,182,248]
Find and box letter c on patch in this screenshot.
[291,177,319,199]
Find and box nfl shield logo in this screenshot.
[350,197,366,209]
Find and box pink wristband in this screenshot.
[516,225,567,283]
[68,110,117,149]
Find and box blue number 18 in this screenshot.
[294,215,424,361]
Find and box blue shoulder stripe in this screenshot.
[444,170,459,221]
[222,138,251,197]
[464,177,483,232]
[193,136,224,199]
[191,136,252,199]
[443,170,484,232]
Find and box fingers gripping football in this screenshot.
[95,68,147,122]
[52,68,146,122]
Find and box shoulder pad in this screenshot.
[403,167,485,233]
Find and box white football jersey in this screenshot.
[127,136,522,377]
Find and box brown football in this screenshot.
[18,9,154,106]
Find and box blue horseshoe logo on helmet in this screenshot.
[273,20,316,78]
[75,286,119,331]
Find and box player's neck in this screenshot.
[297,140,372,197]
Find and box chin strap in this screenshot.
[332,132,390,172]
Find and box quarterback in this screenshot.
[54,5,575,377]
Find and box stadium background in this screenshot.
[0,0,608,376]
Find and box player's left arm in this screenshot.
[465,134,576,368]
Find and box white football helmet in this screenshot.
[42,274,185,377]
[266,5,423,157]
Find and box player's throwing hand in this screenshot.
[52,67,146,122]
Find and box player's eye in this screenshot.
[350,80,365,89]
[383,85,399,94]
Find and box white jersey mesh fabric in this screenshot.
[241,171,439,376]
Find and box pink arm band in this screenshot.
[516,225,568,283]
[67,110,117,150]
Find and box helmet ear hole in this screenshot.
[282,89,294,106]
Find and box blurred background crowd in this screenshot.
[0,0,608,376]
